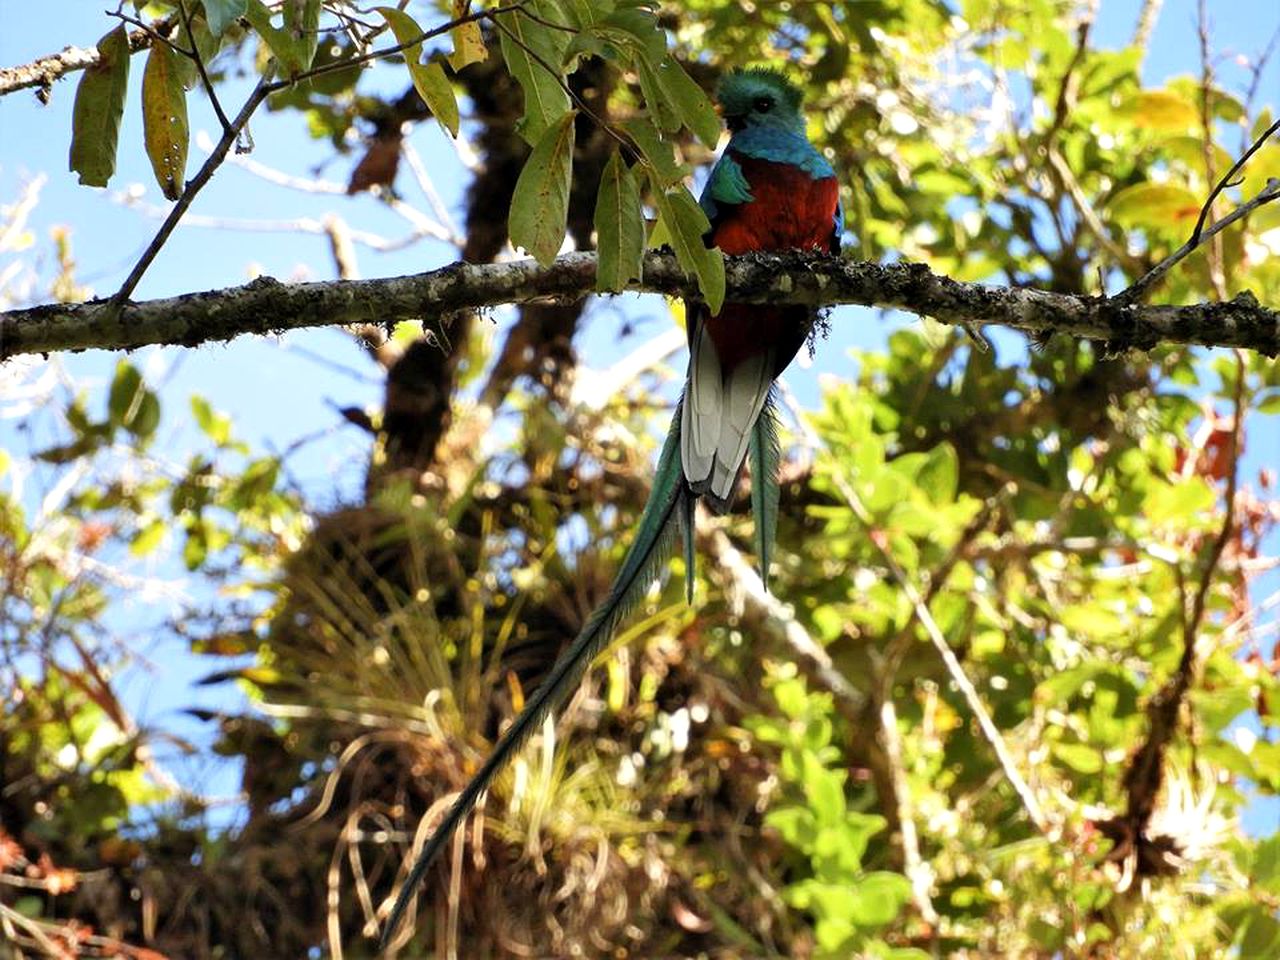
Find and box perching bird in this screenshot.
[382,67,841,947]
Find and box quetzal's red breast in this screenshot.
[703,154,841,375]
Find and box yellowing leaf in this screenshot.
[1123,89,1199,132]
[448,0,487,70]
[510,111,576,266]
[594,149,645,292]
[68,26,130,188]
[1108,182,1201,231]
[142,43,190,201]
[376,7,460,137]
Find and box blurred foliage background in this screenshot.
[2,1,1280,957]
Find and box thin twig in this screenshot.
[106,5,190,58]
[1241,24,1280,154]
[1117,168,1280,304]
[1190,121,1280,250]
[488,15,637,157]
[263,2,530,93]
[177,0,232,134]
[109,77,273,307]
[1195,0,1228,301]
[1046,147,1144,276]
[1131,0,1163,53]
[869,653,938,925]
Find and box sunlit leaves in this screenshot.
[244,0,319,75]
[68,26,129,188]
[141,43,190,200]
[509,111,576,265]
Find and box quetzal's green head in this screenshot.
[716,67,805,134]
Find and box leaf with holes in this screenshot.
[142,43,190,200]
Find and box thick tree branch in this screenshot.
[4,252,1276,360]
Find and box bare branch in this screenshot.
[0,28,157,98]
[3,251,1277,359]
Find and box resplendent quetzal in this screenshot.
[383,68,840,945]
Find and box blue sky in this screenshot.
[1,3,1277,832]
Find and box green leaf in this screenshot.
[803,752,846,825]
[69,26,130,188]
[622,117,687,187]
[376,8,460,137]
[1052,741,1103,774]
[650,56,720,147]
[848,872,912,926]
[129,391,161,440]
[594,149,645,292]
[190,395,232,445]
[289,0,321,73]
[142,43,190,201]
[510,111,576,266]
[652,183,725,314]
[560,0,613,27]
[593,6,666,61]
[108,361,144,429]
[244,0,298,72]
[917,442,958,504]
[416,60,460,137]
[496,3,572,143]
[204,0,247,36]
[1108,182,1202,232]
[636,56,681,132]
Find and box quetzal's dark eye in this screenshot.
[753,97,773,113]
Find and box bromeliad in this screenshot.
[382,67,841,946]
